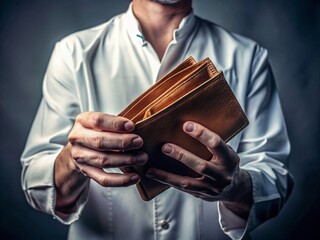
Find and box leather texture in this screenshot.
[119,57,249,201]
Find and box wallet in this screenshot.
[119,56,249,201]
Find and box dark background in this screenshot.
[0,0,319,239]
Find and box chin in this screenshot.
[151,0,185,5]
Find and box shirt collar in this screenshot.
[124,3,197,47]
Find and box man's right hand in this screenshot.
[54,112,148,216]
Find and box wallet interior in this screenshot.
[120,57,220,123]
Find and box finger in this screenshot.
[183,121,235,165]
[78,163,140,187]
[145,168,219,196]
[69,128,143,151]
[162,143,225,180]
[76,112,135,132]
[72,145,148,168]
[183,121,226,152]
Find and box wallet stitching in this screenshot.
[218,74,249,142]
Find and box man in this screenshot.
[21,0,293,239]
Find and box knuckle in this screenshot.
[198,161,208,175]
[68,124,83,144]
[68,129,78,143]
[75,112,88,127]
[99,176,110,187]
[160,174,168,182]
[176,150,185,162]
[119,137,131,150]
[70,147,81,161]
[194,128,204,138]
[125,155,136,165]
[98,154,109,167]
[111,118,123,131]
[75,113,83,124]
[180,180,190,190]
[91,113,103,128]
[208,136,221,149]
[118,154,134,166]
[91,136,104,149]
[68,135,76,144]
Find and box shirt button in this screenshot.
[160,220,170,230]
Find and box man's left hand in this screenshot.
[146,121,253,219]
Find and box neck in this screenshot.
[132,0,192,60]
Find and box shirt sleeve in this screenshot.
[20,40,90,224]
[218,46,294,239]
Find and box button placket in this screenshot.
[154,197,160,240]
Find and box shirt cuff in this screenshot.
[218,202,247,240]
[53,181,90,225]
[23,151,90,225]
[217,166,285,239]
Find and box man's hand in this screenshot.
[68,112,148,185]
[145,121,253,219]
[54,112,148,216]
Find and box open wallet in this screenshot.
[118,56,249,201]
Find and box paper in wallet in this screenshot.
[118,56,249,201]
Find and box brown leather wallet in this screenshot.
[119,56,249,201]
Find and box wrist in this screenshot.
[54,143,87,188]
[54,143,88,213]
[220,169,253,219]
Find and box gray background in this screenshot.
[0,0,319,239]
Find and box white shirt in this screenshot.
[21,4,292,240]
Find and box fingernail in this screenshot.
[146,169,155,178]
[162,144,174,154]
[132,137,143,147]
[185,122,195,132]
[131,175,140,182]
[124,121,135,131]
[137,152,148,164]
